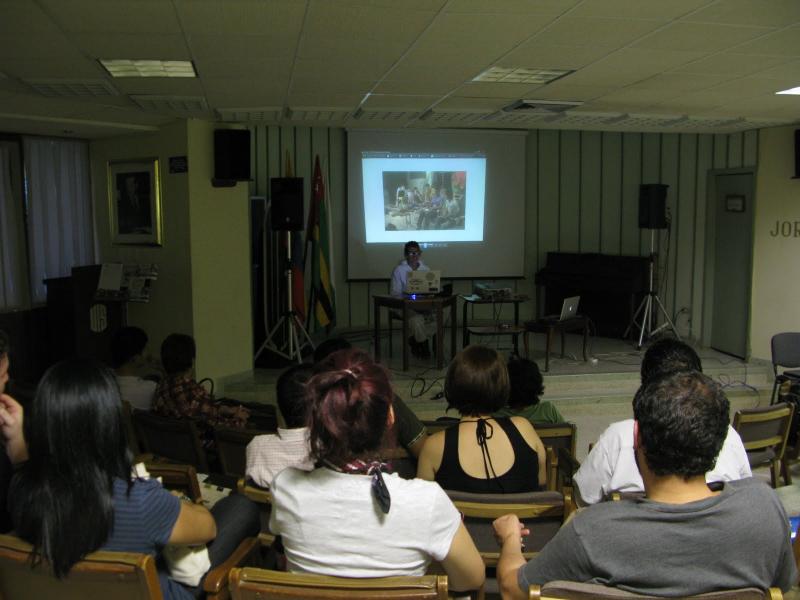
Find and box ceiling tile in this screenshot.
[0,1,61,34]
[630,72,732,92]
[204,83,286,108]
[685,0,800,28]
[287,92,362,107]
[502,43,615,71]
[0,57,105,79]
[363,94,439,110]
[111,78,205,95]
[175,0,305,35]
[444,0,580,15]
[0,33,85,61]
[568,0,711,20]
[532,17,665,49]
[670,53,794,77]
[633,22,776,53]
[188,34,294,61]
[293,57,389,82]
[454,82,543,99]
[75,34,191,60]
[525,83,613,101]
[303,2,436,45]
[434,96,510,110]
[374,78,461,96]
[40,0,182,34]
[194,58,291,80]
[564,48,704,87]
[290,77,374,96]
[733,25,800,56]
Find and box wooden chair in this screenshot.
[133,410,210,473]
[536,422,577,461]
[214,427,263,478]
[446,488,575,568]
[0,533,259,600]
[770,332,800,404]
[144,461,203,502]
[733,402,794,487]
[528,581,782,599]
[229,568,448,600]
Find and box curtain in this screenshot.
[23,137,94,303]
[0,146,27,310]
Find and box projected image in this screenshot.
[382,171,465,232]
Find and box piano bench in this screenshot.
[523,316,589,372]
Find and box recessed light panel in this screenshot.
[776,87,800,95]
[473,67,573,85]
[100,59,196,78]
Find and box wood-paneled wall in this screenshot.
[249,126,757,341]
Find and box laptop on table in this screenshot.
[405,270,441,295]
[542,296,580,322]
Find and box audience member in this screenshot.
[111,326,157,411]
[494,356,564,424]
[245,363,315,488]
[0,330,24,533]
[417,345,546,492]
[574,338,751,505]
[494,371,797,598]
[269,348,484,591]
[314,337,428,457]
[9,359,260,599]
[153,333,249,435]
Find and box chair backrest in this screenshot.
[772,333,800,371]
[421,417,459,435]
[0,533,163,600]
[536,422,577,460]
[733,402,794,457]
[144,462,203,502]
[121,400,142,457]
[238,478,273,505]
[446,489,573,566]
[214,427,262,477]
[530,581,782,600]
[132,410,209,472]
[229,568,448,600]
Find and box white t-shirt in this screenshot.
[269,467,460,577]
[574,419,752,505]
[116,375,157,411]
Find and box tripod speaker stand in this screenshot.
[625,184,680,348]
[254,178,314,364]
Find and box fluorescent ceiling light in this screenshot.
[776,86,800,95]
[99,59,196,78]
[473,66,573,85]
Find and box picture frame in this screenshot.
[725,194,745,213]
[108,158,162,245]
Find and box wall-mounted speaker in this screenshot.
[270,177,304,231]
[214,129,250,183]
[638,184,668,229]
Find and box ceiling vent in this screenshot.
[217,107,282,122]
[503,99,583,114]
[130,95,208,114]
[25,78,118,98]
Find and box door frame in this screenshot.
[701,167,757,357]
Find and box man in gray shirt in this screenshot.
[493,371,797,599]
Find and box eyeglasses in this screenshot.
[406,250,421,256]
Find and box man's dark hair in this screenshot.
[313,337,352,364]
[160,333,196,375]
[110,326,148,369]
[633,371,729,479]
[507,356,544,410]
[0,330,9,357]
[404,241,421,255]
[277,363,314,428]
[640,338,702,384]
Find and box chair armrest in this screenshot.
[203,537,260,594]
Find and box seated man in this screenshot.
[111,326,158,411]
[390,240,436,359]
[246,363,315,487]
[0,330,25,533]
[574,338,750,505]
[494,371,797,598]
[494,356,565,424]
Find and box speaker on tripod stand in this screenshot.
[255,178,314,363]
[624,184,680,348]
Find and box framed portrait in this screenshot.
[108,158,162,245]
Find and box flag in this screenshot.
[308,155,336,328]
[283,151,306,321]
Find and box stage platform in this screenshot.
[223,330,772,461]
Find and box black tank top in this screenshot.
[434,417,540,493]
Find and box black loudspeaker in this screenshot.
[270,178,304,231]
[214,129,250,182]
[793,129,800,179]
[638,184,668,229]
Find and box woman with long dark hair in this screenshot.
[9,359,258,599]
[269,348,484,592]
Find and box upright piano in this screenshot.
[535,252,649,339]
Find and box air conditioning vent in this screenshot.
[503,99,583,114]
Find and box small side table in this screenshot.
[523,316,589,372]
[465,324,526,354]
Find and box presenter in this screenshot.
[390,241,436,358]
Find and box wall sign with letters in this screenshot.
[769,221,800,237]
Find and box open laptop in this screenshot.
[542,296,580,322]
[405,269,441,295]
